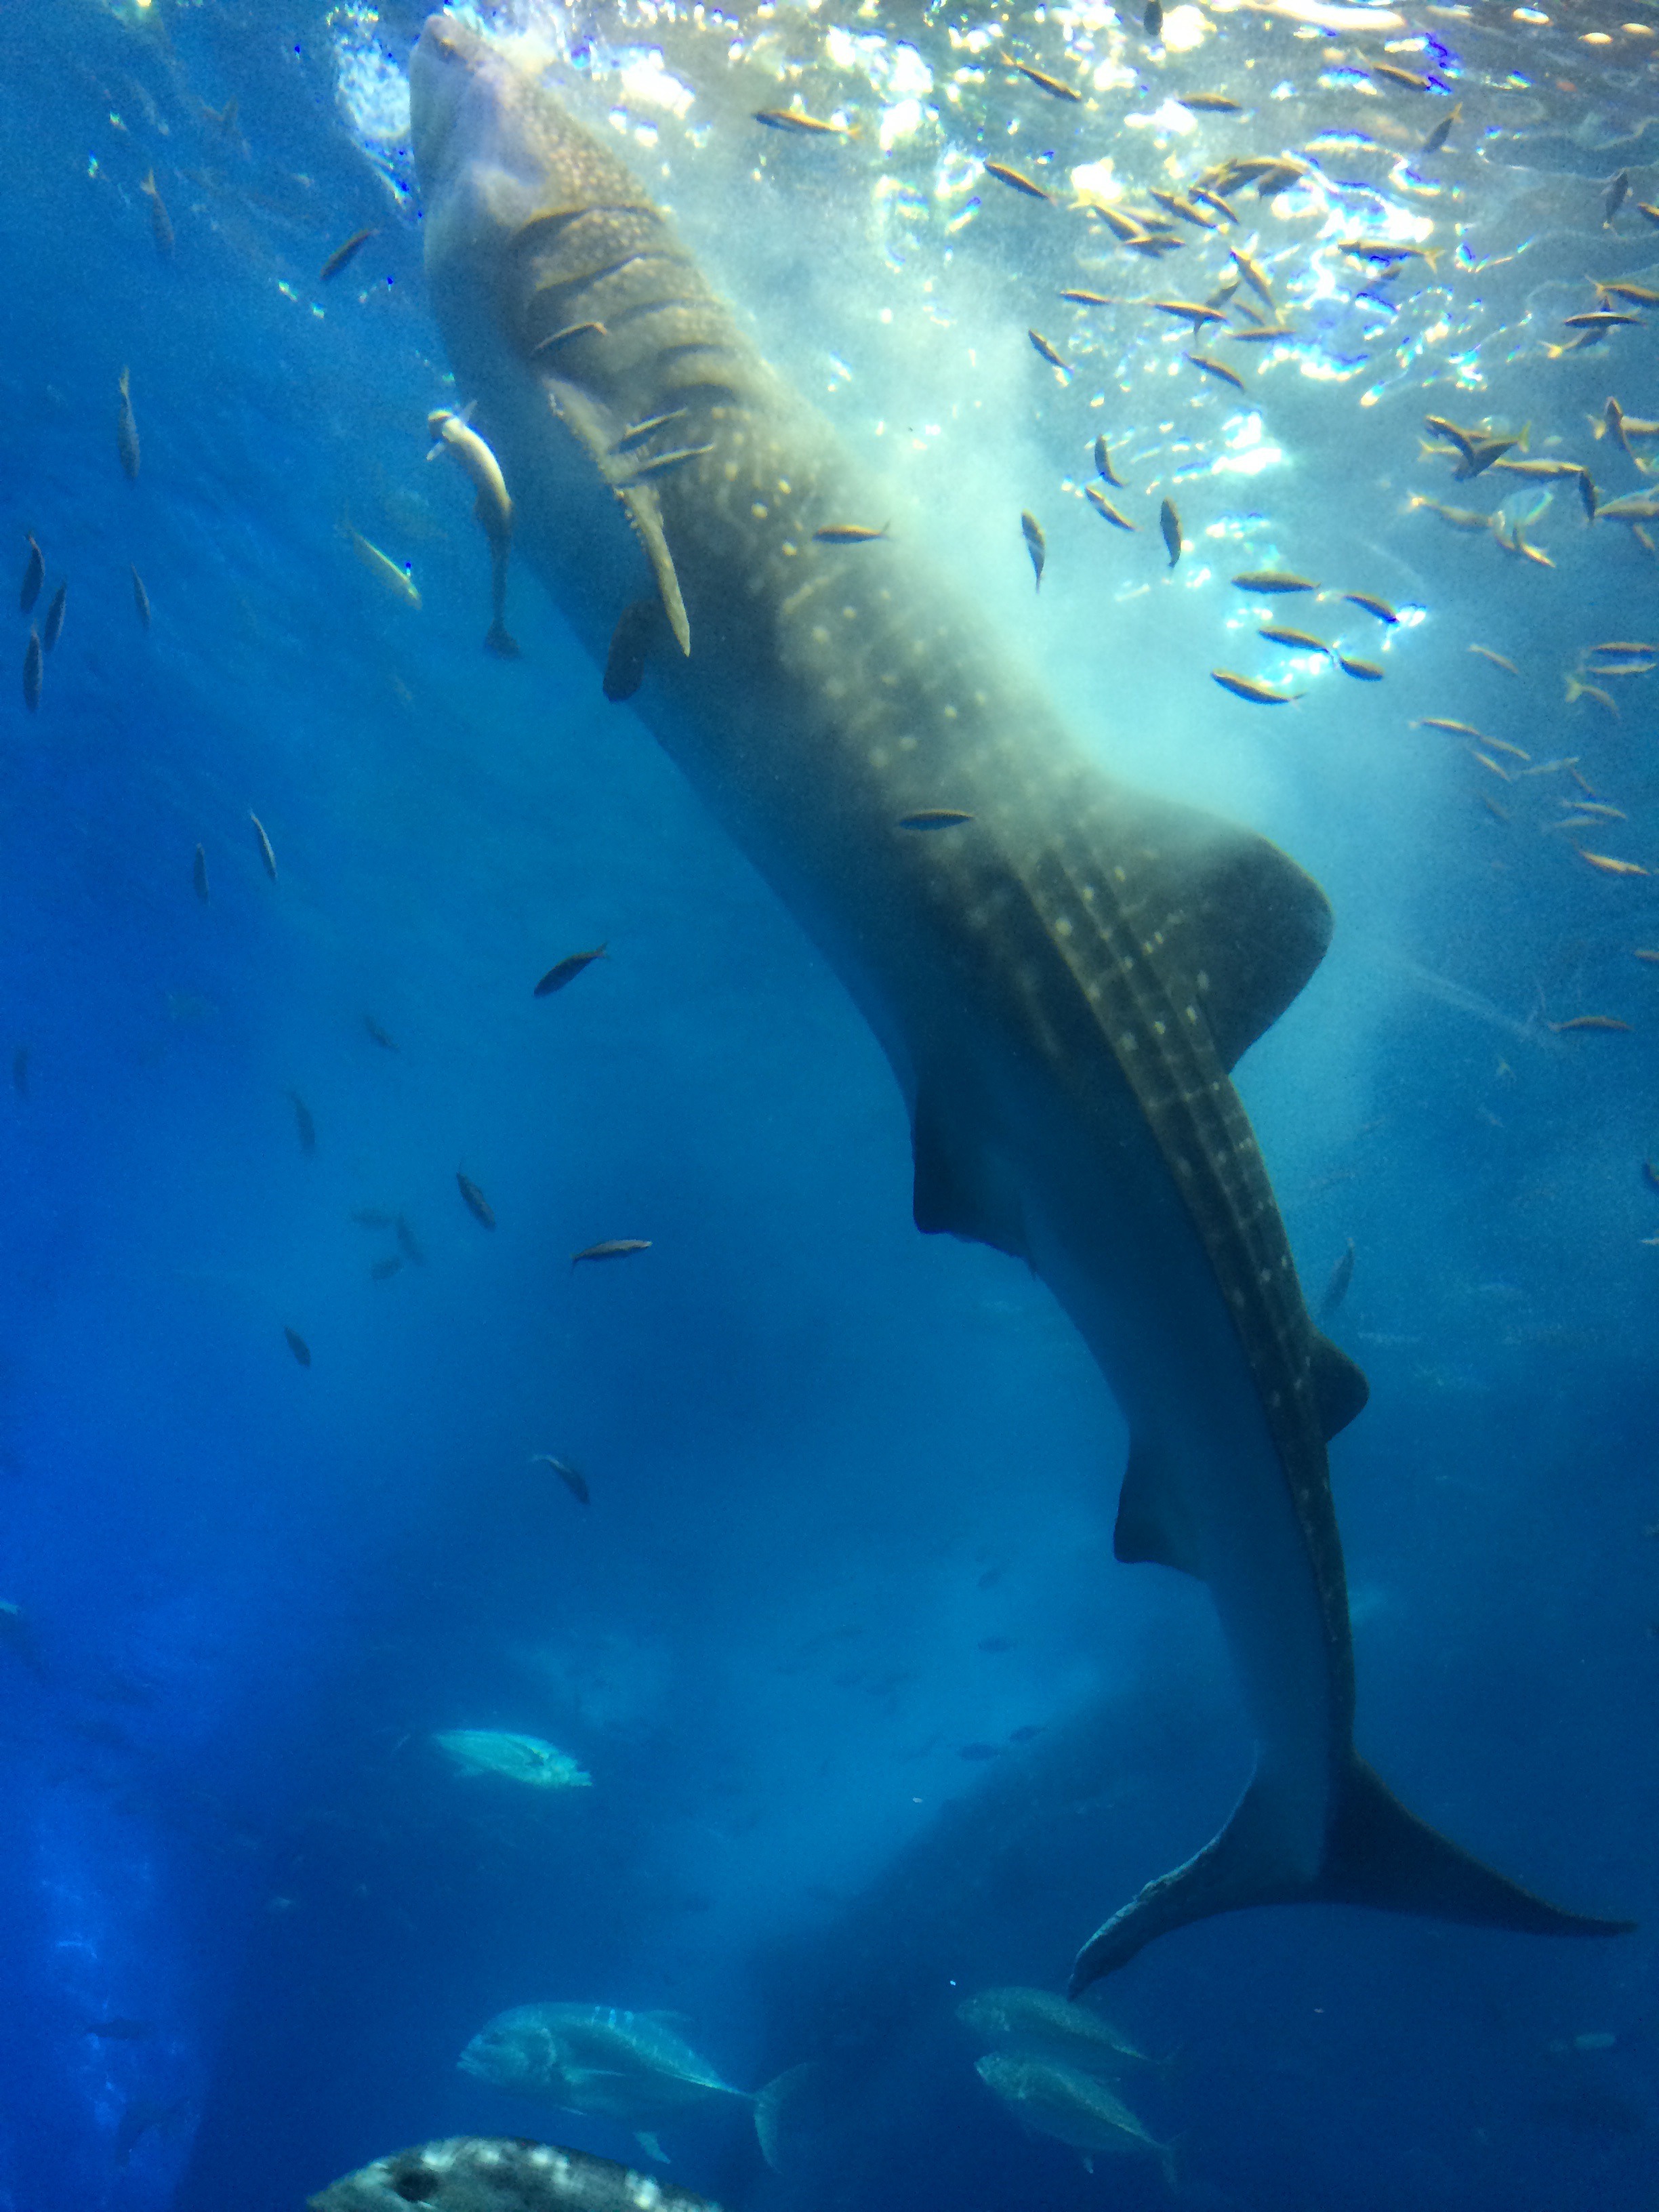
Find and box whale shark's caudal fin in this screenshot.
[1069,1756,1637,1994]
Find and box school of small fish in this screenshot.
[663,0,1659,1277]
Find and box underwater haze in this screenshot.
[1,0,1656,2207]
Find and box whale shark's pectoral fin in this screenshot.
[542,376,691,654]
[617,478,691,656]
[1069,1755,1636,1994]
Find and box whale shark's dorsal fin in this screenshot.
[1133,806,1334,1073]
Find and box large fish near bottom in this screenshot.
[312,2137,722,2212]
[409,14,1631,1985]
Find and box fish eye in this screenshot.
[388,2162,441,2203]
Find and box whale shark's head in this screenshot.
[410,14,580,277]
[409,10,781,668]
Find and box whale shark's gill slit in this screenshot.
[649,342,753,394]
[521,260,703,335]
[518,262,649,338]
[522,248,659,295]
[572,295,735,344]
[510,202,657,247]
[643,379,747,419]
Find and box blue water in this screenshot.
[2,0,1655,2205]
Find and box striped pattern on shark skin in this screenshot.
[409,12,1633,1988]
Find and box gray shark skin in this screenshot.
[311,2137,722,2212]
[409,14,1632,1985]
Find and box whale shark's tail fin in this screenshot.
[1069,1756,1635,1994]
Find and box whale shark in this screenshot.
[408,13,1631,1988]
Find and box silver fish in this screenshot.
[956,1985,1162,2070]
[975,2052,1176,2184]
[1318,1237,1355,1319]
[457,2005,802,2169]
[432,1730,591,1788]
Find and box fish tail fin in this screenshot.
[634,2132,668,2165]
[485,620,521,659]
[1159,2133,1182,2194]
[1313,1758,1635,1936]
[1069,1764,1311,1990]
[753,2060,819,2171]
[1069,1757,1633,1994]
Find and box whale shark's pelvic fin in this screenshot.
[1069,1755,1637,1994]
[1310,1330,1368,1437]
[910,1084,1027,1258]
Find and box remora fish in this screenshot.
[411,15,1631,1988]
[457,2005,801,2168]
[429,407,520,657]
[311,2138,725,2212]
